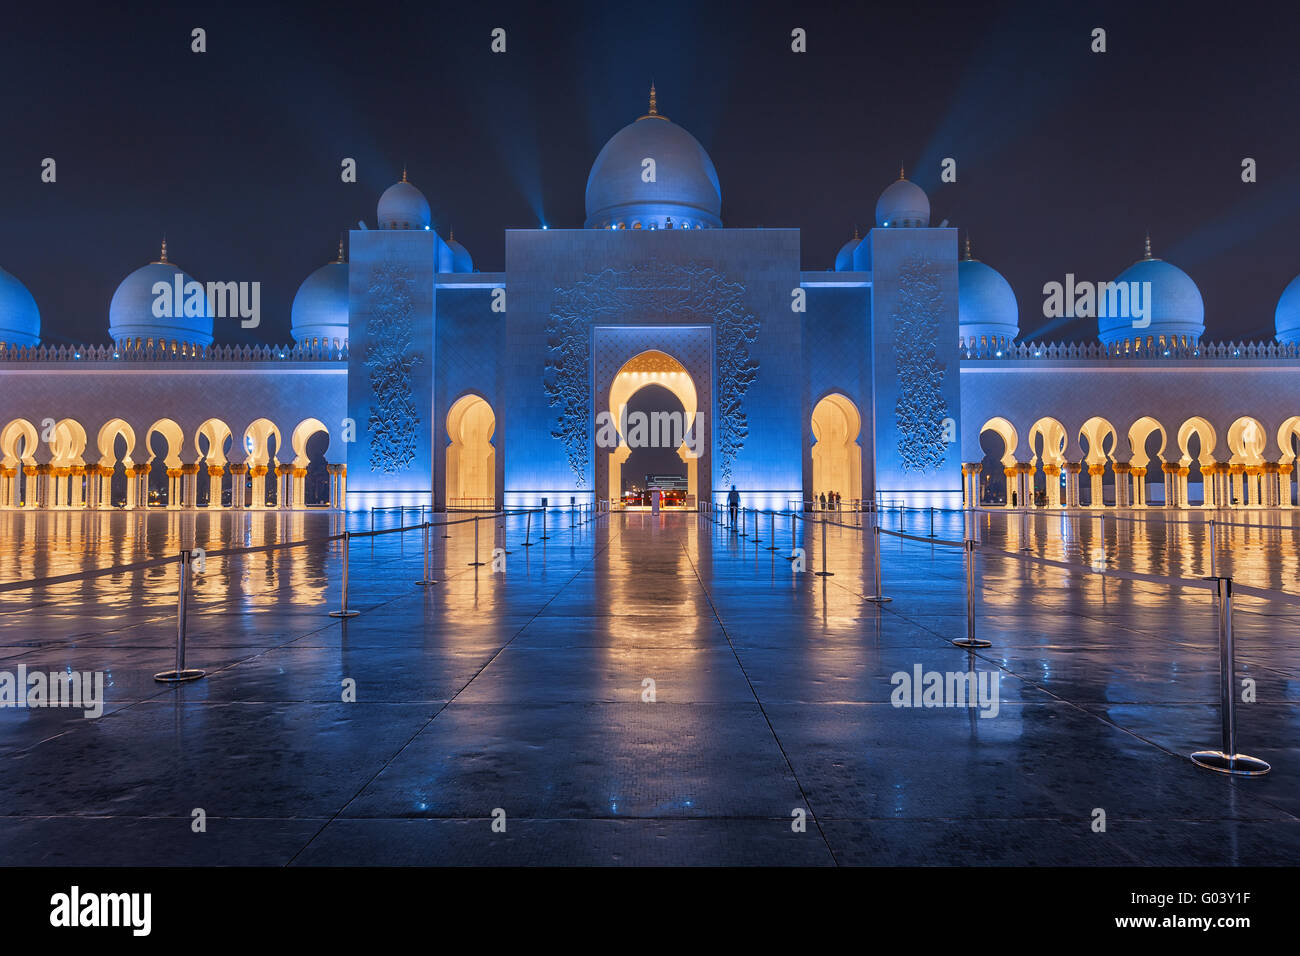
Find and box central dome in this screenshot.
[1098,236,1204,347]
[585,86,721,230]
[0,264,40,347]
[109,241,213,348]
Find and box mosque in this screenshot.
[4,87,1300,514]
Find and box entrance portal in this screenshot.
[810,393,863,506]
[446,394,496,509]
[606,350,701,508]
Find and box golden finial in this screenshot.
[159,237,168,263]
[852,224,859,240]
[649,82,657,115]
[962,234,973,260]
[336,235,345,262]
[449,227,454,243]
[401,166,408,183]
[1143,231,1153,259]
[899,164,906,180]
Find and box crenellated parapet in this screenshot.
[961,339,1300,361]
[0,341,349,364]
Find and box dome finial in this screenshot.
[649,82,657,115]
[899,163,906,181]
[1143,231,1153,259]
[336,234,346,263]
[962,233,973,261]
[401,165,408,184]
[852,224,859,240]
[159,236,168,263]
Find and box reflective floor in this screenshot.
[0,508,1296,866]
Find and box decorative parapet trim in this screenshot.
[0,342,349,364]
[961,339,1300,361]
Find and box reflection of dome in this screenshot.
[291,241,349,346]
[109,241,213,348]
[377,170,431,230]
[0,264,40,347]
[446,232,473,273]
[875,169,929,227]
[585,85,721,230]
[958,239,1018,346]
[834,228,861,271]
[1098,236,1204,347]
[1275,273,1300,345]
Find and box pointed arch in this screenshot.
[290,418,330,469]
[1127,416,1168,468]
[446,394,495,508]
[195,419,234,467]
[0,418,39,468]
[1078,417,1117,465]
[96,419,137,468]
[1177,416,1218,467]
[811,393,863,505]
[145,418,186,468]
[979,417,1018,467]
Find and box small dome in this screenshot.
[1098,237,1204,347]
[585,85,721,230]
[834,229,861,272]
[108,241,213,348]
[875,170,930,228]
[446,232,473,273]
[958,239,1018,346]
[1275,273,1300,345]
[291,242,348,346]
[377,171,431,230]
[0,264,40,347]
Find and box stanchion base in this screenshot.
[328,609,360,618]
[154,668,206,683]
[415,580,438,587]
[468,561,486,567]
[520,541,536,547]
[865,595,892,604]
[1190,751,1271,775]
[951,638,991,648]
[765,545,780,552]
[815,570,835,577]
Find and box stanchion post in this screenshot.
[865,521,891,604]
[815,517,833,576]
[469,515,486,566]
[952,539,990,647]
[155,550,206,682]
[766,510,778,551]
[329,531,361,618]
[1191,577,1270,775]
[1209,519,1217,578]
[416,521,436,586]
[521,510,534,547]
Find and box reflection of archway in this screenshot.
[811,393,862,504]
[446,395,495,508]
[607,350,700,506]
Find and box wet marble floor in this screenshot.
[0,508,1296,866]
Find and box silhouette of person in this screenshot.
[727,484,740,527]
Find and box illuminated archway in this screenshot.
[1028,416,1067,508]
[811,393,862,506]
[1127,416,1168,508]
[979,417,1019,507]
[446,395,495,508]
[1177,416,1217,508]
[0,419,38,509]
[1227,416,1267,507]
[1078,417,1116,506]
[1278,416,1300,507]
[607,350,700,506]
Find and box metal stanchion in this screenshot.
[540,508,550,541]
[329,531,361,618]
[929,507,935,538]
[155,550,206,682]
[865,522,891,604]
[1191,577,1270,775]
[766,511,779,551]
[739,507,748,538]
[952,539,989,647]
[815,518,833,577]
[521,510,534,547]
[1209,519,1217,577]
[416,522,436,586]
[469,515,486,566]
[500,511,513,554]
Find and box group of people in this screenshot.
[817,491,844,510]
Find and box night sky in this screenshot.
[4,0,1300,346]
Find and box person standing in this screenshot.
[727,484,740,527]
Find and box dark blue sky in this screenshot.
[3,0,1299,345]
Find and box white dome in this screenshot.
[108,242,213,348]
[876,172,930,228]
[0,264,40,347]
[291,245,348,346]
[377,172,431,230]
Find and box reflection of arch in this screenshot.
[195,419,233,467]
[1226,416,1266,465]
[49,418,87,466]
[979,417,1018,467]
[811,393,862,504]
[446,395,495,507]
[607,350,700,505]
[1177,416,1217,466]
[1,418,39,467]
[242,418,282,466]
[96,419,136,468]
[145,418,186,468]
[290,418,329,468]
[1127,416,1167,468]
[1078,417,1116,465]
